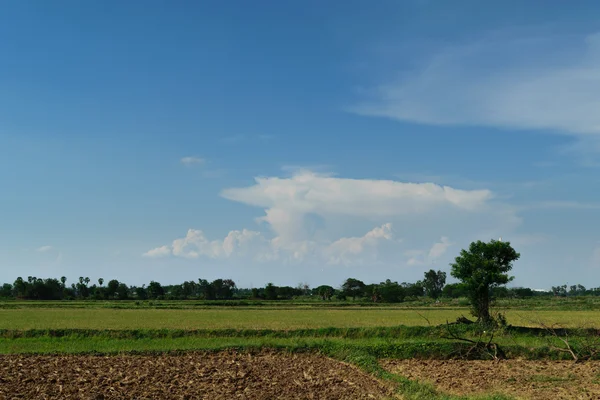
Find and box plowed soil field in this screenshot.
[382,359,600,399]
[0,350,395,399]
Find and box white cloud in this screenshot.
[143,223,399,266]
[36,245,53,252]
[144,228,273,261]
[351,31,600,136]
[180,156,205,166]
[428,236,452,259]
[323,223,396,265]
[221,171,495,243]
[143,245,171,258]
[145,172,523,277]
[405,236,453,266]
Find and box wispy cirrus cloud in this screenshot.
[351,31,600,137]
[180,156,205,166]
[35,245,53,252]
[523,201,600,211]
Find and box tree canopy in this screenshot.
[450,239,520,323]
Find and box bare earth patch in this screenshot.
[0,350,395,399]
[381,359,600,399]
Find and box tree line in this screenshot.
[2,239,597,325]
[0,269,590,302]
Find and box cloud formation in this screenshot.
[352,31,600,136]
[143,223,398,266]
[180,156,205,166]
[221,171,494,243]
[35,245,53,252]
[145,171,522,274]
[405,236,453,266]
[144,228,270,260]
[322,223,396,265]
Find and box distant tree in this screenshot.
[134,285,147,300]
[402,281,425,298]
[181,281,197,298]
[147,281,164,299]
[116,283,129,300]
[98,278,104,287]
[341,278,366,300]
[569,284,586,297]
[552,285,567,297]
[378,280,405,303]
[510,287,534,298]
[198,279,215,300]
[0,283,12,298]
[60,276,67,286]
[302,283,310,296]
[492,286,510,298]
[370,285,380,302]
[314,285,334,300]
[13,277,27,298]
[264,283,278,300]
[107,279,120,298]
[450,239,520,323]
[423,269,446,299]
[442,282,469,298]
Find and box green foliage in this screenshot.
[450,239,520,323]
[442,283,469,298]
[341,278,366,300]
[423,270,446,299]
[313,285,335,300]
[264,283,277,300]
[377,280,406,303]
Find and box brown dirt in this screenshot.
[381,359,600,399]
[0,350,395,399]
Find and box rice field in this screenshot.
[0,307,598,330]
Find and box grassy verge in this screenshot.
[0,324,594,360]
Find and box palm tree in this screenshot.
[98,278,104,287]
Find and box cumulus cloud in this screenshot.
[428,236,452,259]
[35,245,53,252]
[180,156,205,166]
[144,228,271,260]
[351,31,600,136]
[143,245,171,258]
[406,236,453,266]
[221,171,495,243]
[143,223,399,266]
[323,223,396,265]
[145,171,522,275]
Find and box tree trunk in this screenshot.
[477,290,491,323]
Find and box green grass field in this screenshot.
[0,307,597,330]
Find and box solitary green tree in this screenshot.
[423,269,446,299]
[450,239,520,323]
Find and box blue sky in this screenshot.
[1,0,600,289]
